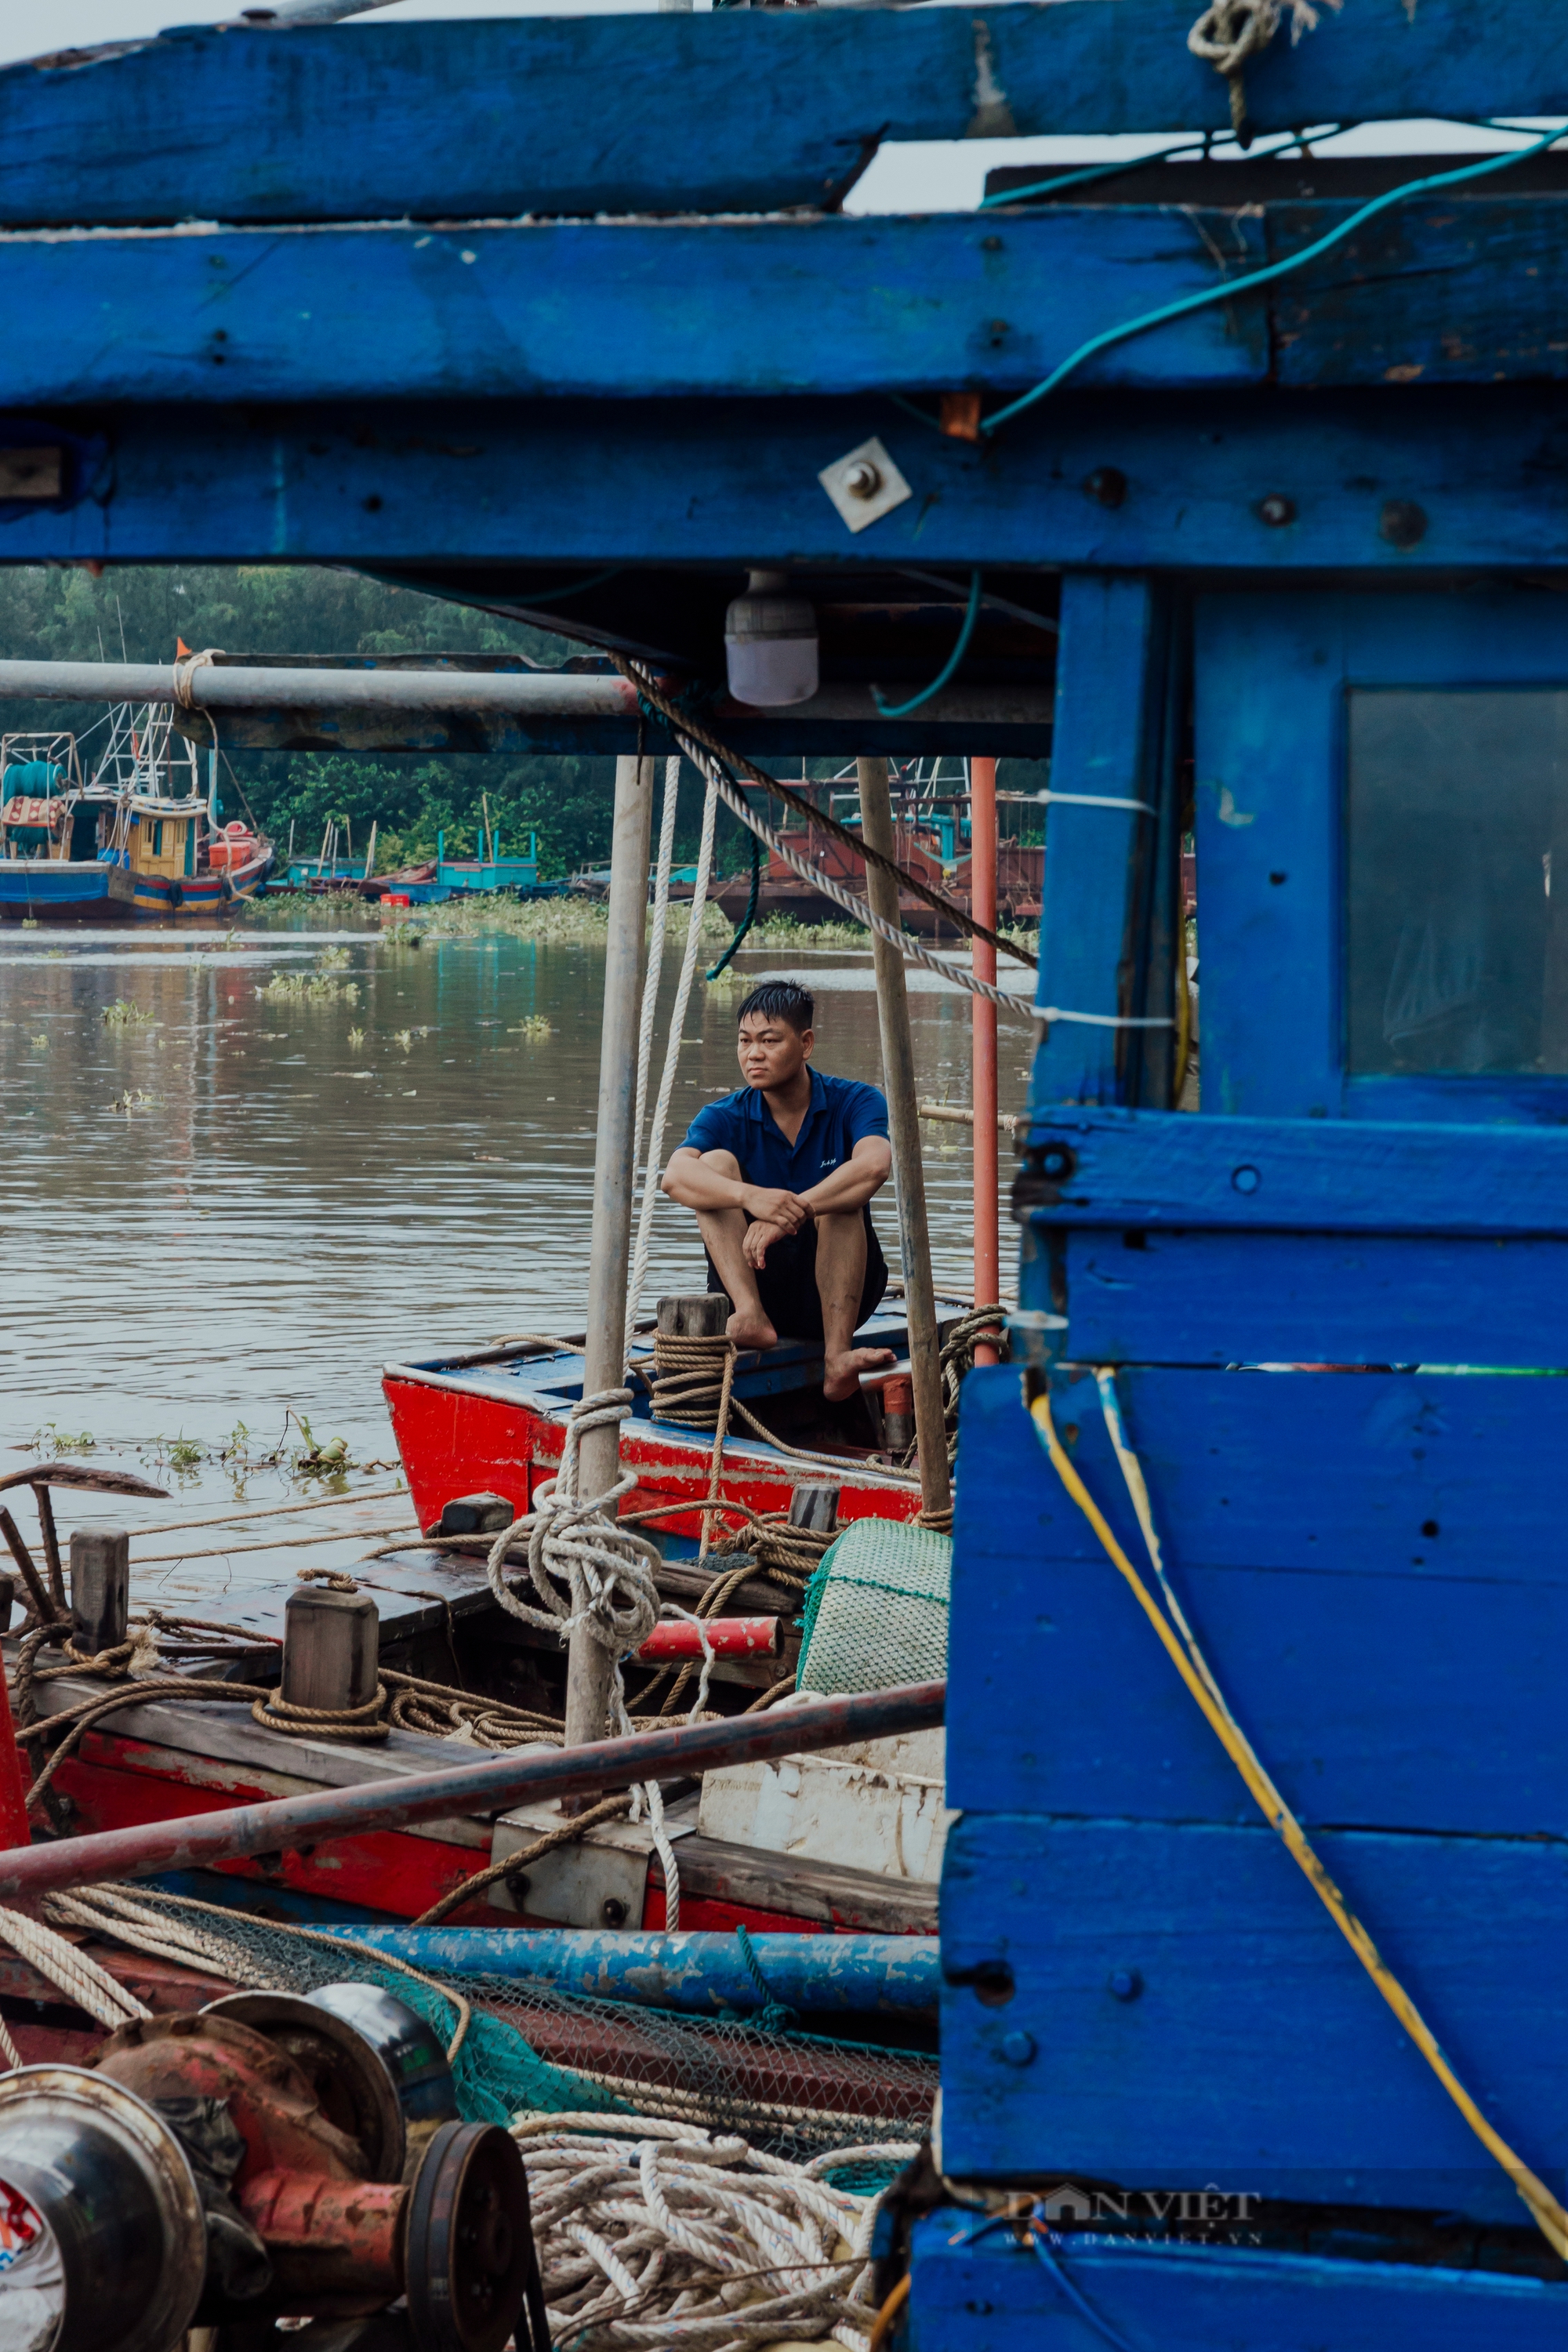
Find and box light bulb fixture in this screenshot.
[724,569,819,708]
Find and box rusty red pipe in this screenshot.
[0,1679,945,1902]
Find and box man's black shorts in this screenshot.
[705,1209,888,1343]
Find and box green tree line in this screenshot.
[0,564,1044,875]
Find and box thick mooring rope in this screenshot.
[512,2114,913,2352]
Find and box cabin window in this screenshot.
[152,819,164,856]
[1346,688,1568,1077]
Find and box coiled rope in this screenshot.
[511,2114,913,2351]
[1032,1375,1568,2262]
[483,1388,721,1929]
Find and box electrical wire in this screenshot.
[871,568,984,717]
[982,120,1568,437]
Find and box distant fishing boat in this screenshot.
[0,712,273,924]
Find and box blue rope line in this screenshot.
[982,122,1568,438]
[978,122,1345,211]
[706,823,760,980]
[734,1922,797,2031]
[1029,2223,1140,2352]
[871,568,984,716]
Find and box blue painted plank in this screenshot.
[15,6,1568,227]
[1034,578,1161,1102]
[938,1813,1568,2219]
[949,1367,1568,1833]
[9,389,1568,575]
[910,2219,1568,2349]
[1014,1106,1568,1235]
[1057,1226,1568,1370]
[0,216,1272,406]
[18,201,1568,407]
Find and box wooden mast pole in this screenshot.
[969,756,1000,1366]
[856,757,952,1524]
[568,750,657,1746]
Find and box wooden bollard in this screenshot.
[282,1584,379,1715]
[70,1527,129,1657]
[656,1293,731,1338]
[790,1483,840,1537]
[430,1491,514,1537]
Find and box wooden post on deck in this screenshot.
[855,756,953,1525]
[282,1584,379,1714]
[69,1527,129,1657]
[570,751,658,1748]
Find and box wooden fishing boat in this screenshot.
[0,716,273,925]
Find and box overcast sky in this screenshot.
[2,0,1538,216]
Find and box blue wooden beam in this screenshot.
[4,387,1567,573]
[1033,575,1163,1103]
[9,201,1568,408]
[8,5,1568,226]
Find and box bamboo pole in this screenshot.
[969,757,1000,1366]
[856,757,952,1524]
[568,753,658,1747]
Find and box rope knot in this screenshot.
[171,645,224,710]
[296,1566,359,1594]
[1186,0,1334,143]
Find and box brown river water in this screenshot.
[0,906,1032,1601]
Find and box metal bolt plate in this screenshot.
[818,436,913,535]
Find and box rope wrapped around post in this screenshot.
[484,1388,717,1930]
[1186,0,1336,146]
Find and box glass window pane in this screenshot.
[1347,688,1568,1076]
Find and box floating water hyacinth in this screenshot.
[103,1000,154,1027]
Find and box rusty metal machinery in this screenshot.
[0,1984,543,2352]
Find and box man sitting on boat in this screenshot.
[662,979,898,1402]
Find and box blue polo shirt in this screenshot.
[682,1069,888,1192]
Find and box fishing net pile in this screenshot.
[797,1520,949,1697]
[42,1885,937,2169]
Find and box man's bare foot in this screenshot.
[728,1305,778,1352]
[823,1344,896,1403]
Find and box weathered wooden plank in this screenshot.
[910,2220,1568,2347]
[9,388,1568,575]
[0,214,1268,407]
[1034,577,1160,1102]
[1057,1226,1568,1370]
[17,201,1568,409]
[11,6,1568,225]
[1015,1107,1568,1234]
[938,1811,1568,2221]
[949,1367,1568,1834]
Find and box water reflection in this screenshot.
[1,910,1027,1587]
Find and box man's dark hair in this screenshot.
[736,979,815,1033]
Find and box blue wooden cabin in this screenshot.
[6,2,1568,2338]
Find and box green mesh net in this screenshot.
[797,1518,950,1695]
[121,1895,936,2164]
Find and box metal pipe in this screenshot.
[0,660,1051,731]
[855,757,952,1524]
[570,753,658,1751]
[310,1929,939,2015]
[0,1681,944,1905]
[636,1616,781,1661]
[969,755,1000,1365]
[0,661,644,717]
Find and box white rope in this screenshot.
[628,754,684,1338]
[0,1904,151,2033]
[510,2115,916,2352]
[626,766,723,1355]
[45,1886,278,1987]
[484,1390,716,1931]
